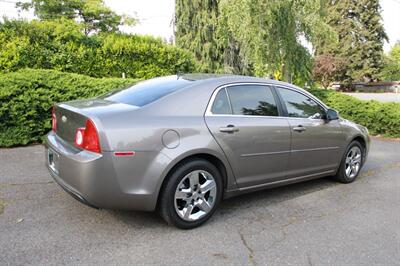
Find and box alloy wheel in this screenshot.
[345,146,362,179]
[174,170,217,221]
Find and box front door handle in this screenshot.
[293,125,306,132]
[219,125,239,133]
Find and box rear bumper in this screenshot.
[45,131,166,211]
[49,168,99,209]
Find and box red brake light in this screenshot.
[74,119,101,153]
[52,106,57,132]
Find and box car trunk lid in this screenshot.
[54,98,138,149]
[55,104,89,146]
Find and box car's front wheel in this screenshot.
[334,141,364,183]
[159,159,223,229]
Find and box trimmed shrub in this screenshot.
[0,19,196,79]
[310,89,400,138]
[0,69,136,147]
[1,69,399,147]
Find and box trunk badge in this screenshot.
[61,115,67,123]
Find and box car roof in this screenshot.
[178,73,291,87]
[140,74,326,116]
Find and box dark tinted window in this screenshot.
[279,88,325,118]
[227,85,278,116]
[211,89,231,114]
[103,76,192,107]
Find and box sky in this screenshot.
[0,0,399,52]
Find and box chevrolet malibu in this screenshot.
[45,75,369,229]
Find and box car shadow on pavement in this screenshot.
[219,176,339,215]
[106,209,169,229]
[104,176,341,229]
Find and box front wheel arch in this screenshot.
[334,140,365,183]
[347,135,367,166]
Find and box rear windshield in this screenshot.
[102,76,192,107]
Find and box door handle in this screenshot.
[293,125,306,132]
[219,125,239,133]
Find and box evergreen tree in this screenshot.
[357,0,387,81]
[175,0,221,72]
[219,0,333,84]
[319,0,387,83]
[175,0,333,84]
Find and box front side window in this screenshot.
[279,88,325,119]
[226,85,279,116]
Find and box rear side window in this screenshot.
[226,85,279,116]
[211,88,231,114]
[103,76,192,107]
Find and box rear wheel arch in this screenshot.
[156,153,228,209]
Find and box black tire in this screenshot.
[334,141,364,183]
[158,158,223,229]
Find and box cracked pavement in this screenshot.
[1,138,399,265]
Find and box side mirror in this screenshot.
[326,109,339,121]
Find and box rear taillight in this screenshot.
[74,119,101,153]
[52,106,57,132]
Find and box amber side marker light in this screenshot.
[114,151,136,156]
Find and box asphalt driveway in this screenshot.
[1,139,399,265]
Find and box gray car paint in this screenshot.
[273,85,345,178]
[45,75,370,211]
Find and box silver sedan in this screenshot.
[45,75,370,229]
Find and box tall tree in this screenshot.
[218,0,334,84]
[381,42,400,81]
[357,0,388,81]
[175,0,221,72]
[17,0,135,35]
[175,0,334,84]
[318,0,387,83]
[216,10,252,75]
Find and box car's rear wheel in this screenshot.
[334,141,364,183]
[159,159,223,229]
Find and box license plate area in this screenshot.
[48,148,60,174]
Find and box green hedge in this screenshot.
[0,19,196,79]
[310,89,400,138]
[0,69,136,147]
[1,70,399,147]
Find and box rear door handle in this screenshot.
[219,125,239,133]
[293,125,306,132]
